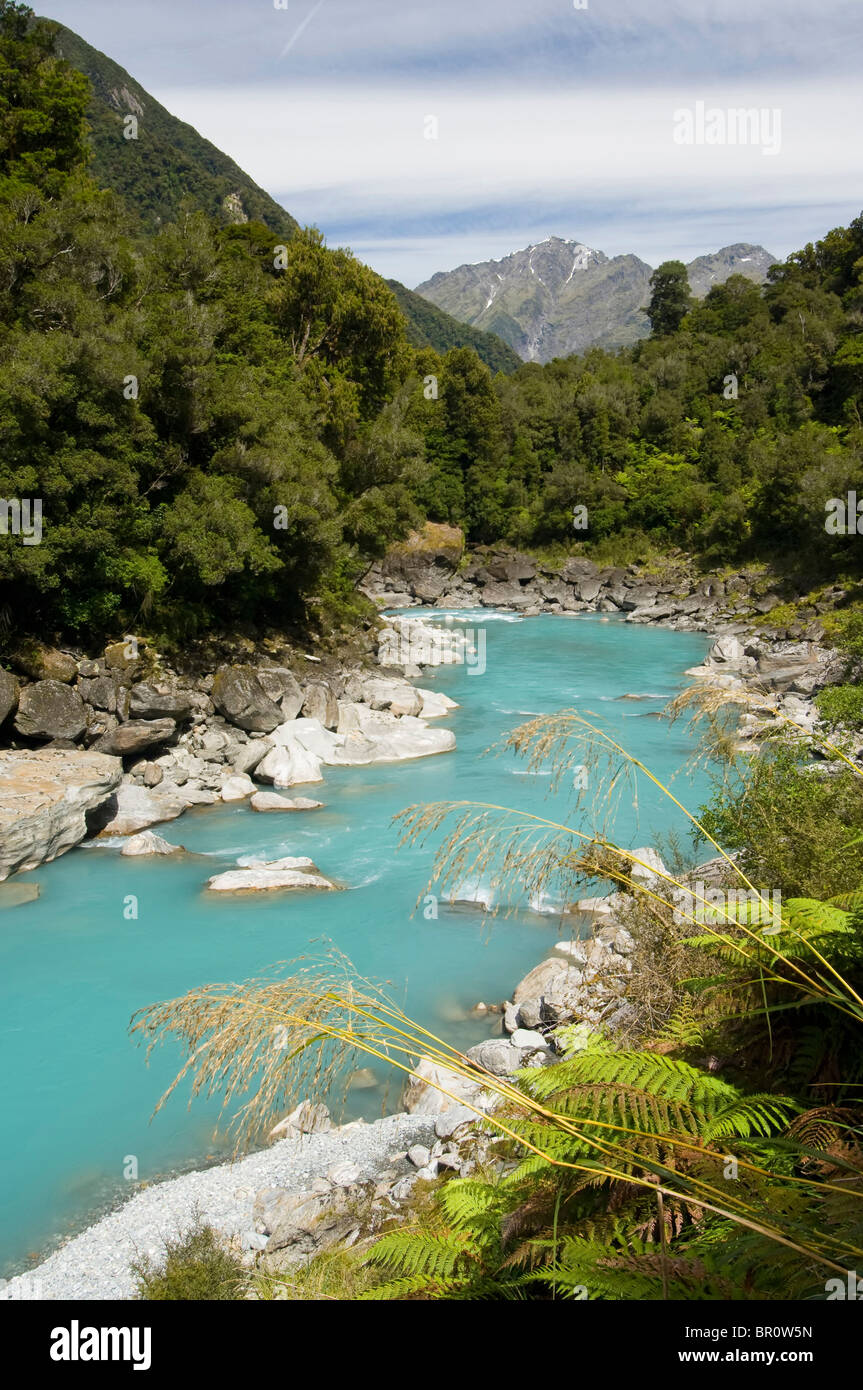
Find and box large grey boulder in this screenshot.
[256,668,304,721]
[466,1039,526,1076]
[211,666,283,733]
[78,675,120,713]
[93,718,176,757]
[129,684,194,721]
[0,667,19,725]
[0,749,122,879]
[14,681,87,741]
[361,677,424,718]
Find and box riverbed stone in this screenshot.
[14,681,87,741]
[120,831,183,856]
[92,718,176,758]
[129,684,194,721]
[250,791,323,812]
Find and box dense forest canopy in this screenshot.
[0,0,861,648]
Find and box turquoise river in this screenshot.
[0,611,712,1276]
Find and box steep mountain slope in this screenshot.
[50,22,299,235]
[416,236,778,363]
[386,280,522,374]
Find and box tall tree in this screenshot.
[645,260,692,337]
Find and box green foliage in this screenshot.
[51,22,298,236]
[131,1220,248,1301]
[386,279,522,374]
[697,745,863,900]
[816,683,863,729]
[645,260,693,337]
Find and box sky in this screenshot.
[42,0,863,286]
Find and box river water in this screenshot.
[0,610,711,1275]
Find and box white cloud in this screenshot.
[153,77,863,281]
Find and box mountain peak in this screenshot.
[416,238,777,363]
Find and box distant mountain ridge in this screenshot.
[415,236,778,363]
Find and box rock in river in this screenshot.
[0,749,122,880]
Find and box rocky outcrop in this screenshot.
[0,749,122,879]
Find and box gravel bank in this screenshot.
[0,1111,439,1301]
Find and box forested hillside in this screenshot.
[386,279,521,374]
[1,1,861,654]
[51,21,299,236]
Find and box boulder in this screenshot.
[219,773,256,801]
[89,781,188,837]
[402,1057,494,1116]
[211,665,283,733]
[513,957,586,1026]
[708,635,746,667]
[269,1101,331,1140]
[104,638,143,671]
[129,684,194,721]
[361,677,424,718]
[14,681,87,741]
[231,738,273,776]
[11,641,77,683]
[256,668,304,721]
[78,676,119,712]
[481,581,534,609]
[0,749,122,879]
[300,682,339,730]
[627,846,668,888]
[120,831,183,856]
[205,867,337,893]
[466,1039,525,1075]
[92,718,176,758]
[510,1028,548,1051]
[0,667,19,725]
[256,743,324,788]
[417,688,458,719]
[250,791,323,812]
